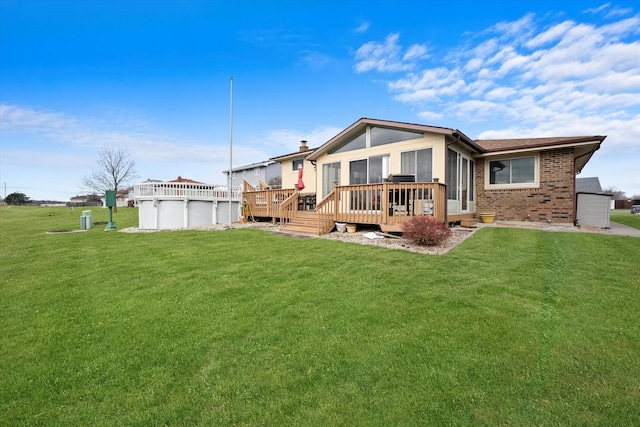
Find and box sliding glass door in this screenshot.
[447,148,474,214]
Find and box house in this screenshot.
[242,117,606,235]
[474,136,605,222]
[68,194,102,207]
[223,161,280,190]
[269,140,318,193]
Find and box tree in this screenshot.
[5,192,30,205]
[602,186,627,200]
[81,147,138,210]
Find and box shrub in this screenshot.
[401,216,451,246]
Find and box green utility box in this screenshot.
[105,190,116,208]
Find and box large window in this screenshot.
[401,148,433,182]
[329,125,425,153]
[348,156,390,185]
[322,162,341,198]
[330,131,366,154]
[488,156,537,187]
[370,127,423,147]
[349,159,368,184]
[368,155,390,183]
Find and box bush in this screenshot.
[401,216,451,246]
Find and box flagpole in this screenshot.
[228,76,233,227]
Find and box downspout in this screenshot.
[310,159,317,198]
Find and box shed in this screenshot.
[576,177,612,228]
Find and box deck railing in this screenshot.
[134,182,241,199]
[242,188,298,219]
[316,193,337,235]
[331,182,446,225]
[245,181,446,233]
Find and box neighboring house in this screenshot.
[575,177,612,228]
[270,141,318,193]
[223,161,279,190]
[68,194,102,207]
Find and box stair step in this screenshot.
[280,211,321,236]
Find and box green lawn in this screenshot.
[1,206,639,426]
[611,208,640,230]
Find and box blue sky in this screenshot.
[1,0,639,200]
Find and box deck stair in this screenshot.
[280,211,322,236]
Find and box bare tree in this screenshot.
[81,147,139,209]
[602,186,627,200]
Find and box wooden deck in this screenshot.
[242,180,450,236]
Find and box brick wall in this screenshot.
[475,148,575,223]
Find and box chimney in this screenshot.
[299,140,309,152]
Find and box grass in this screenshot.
[1,206,639,426]
[611,208,640,230]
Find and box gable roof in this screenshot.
[169,176,204,184]
[576,177,607,194]
[306,117,482,161]
[475,135,606,152]
[270,147,319,162]
[222,160,274,174]
[475,135,606,173]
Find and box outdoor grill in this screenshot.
[386,174,416,183]
[386,174,416,216]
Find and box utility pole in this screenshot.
[228,76,233,227]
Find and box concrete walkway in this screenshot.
[477,220,640,238]
[605,221,640,238]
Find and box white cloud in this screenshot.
[526,20,575,48]
[354,33,427,73]
[354,21,370,33]
[354,10,640,194]
[298,50,331,69]
[417,110,444,122]
[403,44,428,61]
[0,103,231,165]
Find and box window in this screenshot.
[488,156,537,188]
[401,148,433,182]
[349,159,367,184]
[347,156,389,185]
[254,167,261,176]
[370,127,423,147]
[368,155,390,183]
[329,126,425,153]
[292,159,304,171]
[322,162,341,198]
[232,172,237,179]
[447,148,458,200]
[330,131,366,154]
[469,161,474,201]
